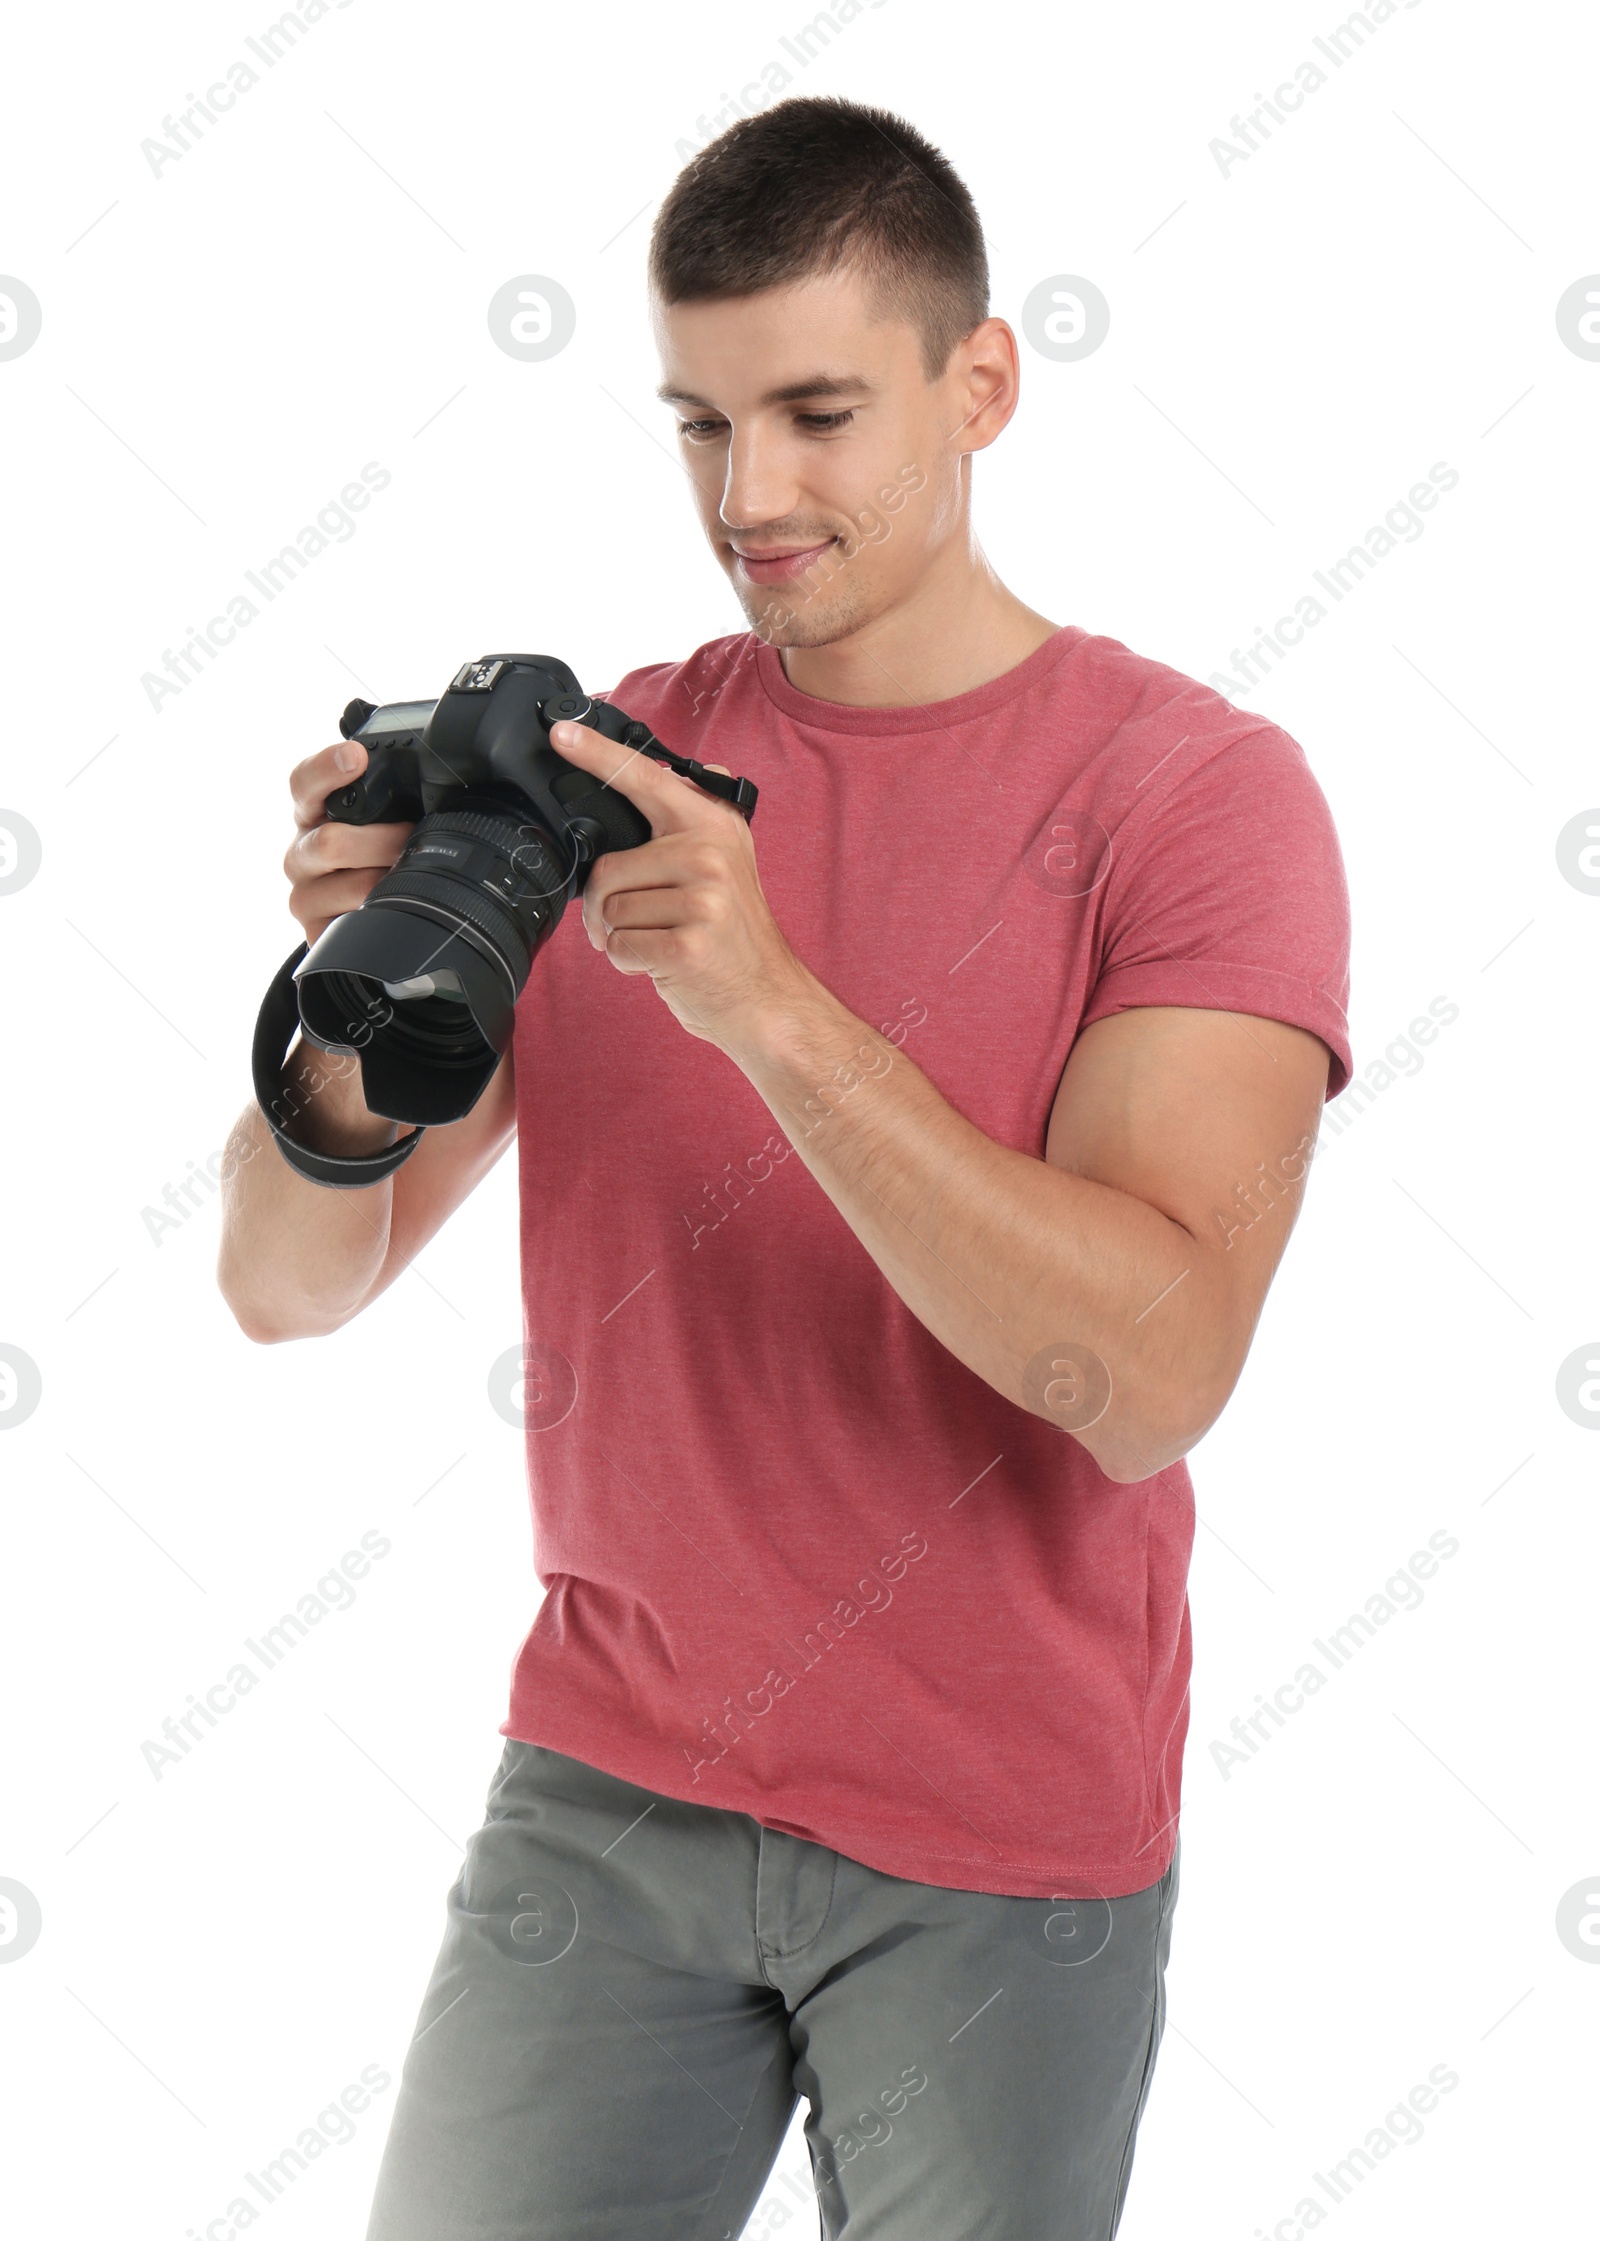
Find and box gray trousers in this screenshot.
[364,1739,1179,2240]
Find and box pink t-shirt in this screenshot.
[502,624,1352,1899]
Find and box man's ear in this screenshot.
[946,317,1022,457]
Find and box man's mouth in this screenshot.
[730,537,838,586]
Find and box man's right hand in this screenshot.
[216,732,519,1343]
[284,735,415,947]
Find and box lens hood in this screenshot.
[294,901,514,1125]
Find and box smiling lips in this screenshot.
[731,537,838,585]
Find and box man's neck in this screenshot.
[775,539,1061,708]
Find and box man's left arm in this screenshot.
[725,988,1329,1484]
[551,718,1333,1486]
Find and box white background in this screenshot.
[1,1,1595,2235]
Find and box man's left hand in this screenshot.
[549,717,812,1051]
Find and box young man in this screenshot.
[220,96,1351,2241]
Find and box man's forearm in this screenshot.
[217,1043,398,1342]
[723,975,1233,1483]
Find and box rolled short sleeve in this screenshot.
[1079,721,1353,1098]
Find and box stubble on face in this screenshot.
[729,542,876,650]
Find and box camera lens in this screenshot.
[295,800,576,1125]
[315,970,481,1065]
[379,969,466,1001]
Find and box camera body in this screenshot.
[325,653,661,851]
[278,653,757,1135]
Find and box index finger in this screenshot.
[550,719,737,836]
[290,738,366,830]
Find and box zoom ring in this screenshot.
[375,867,551,965]
[416,807,550,851]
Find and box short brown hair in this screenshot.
[648,96,990,382]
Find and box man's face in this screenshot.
[652,267,972,650]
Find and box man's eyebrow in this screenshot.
[655,373,875,408]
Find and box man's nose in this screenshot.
[719,424,802,538]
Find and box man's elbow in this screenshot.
[1081,1376,1238,1485]
[216,1260,361,1346]
[228,1306,313,1346]
[1089,1432,1197,1485]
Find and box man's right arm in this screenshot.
[217,1053,516,1343]
[216,733,518,1344]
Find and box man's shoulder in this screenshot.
[1064,627,1291,752]
[602,633,760,733]
[1060,626,1322,815]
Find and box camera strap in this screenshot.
[252,945,426,1189]
[630,738,758,817]
[575,703,758,820]
[649,746,758,817]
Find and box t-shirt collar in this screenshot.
[754,624,1086,735]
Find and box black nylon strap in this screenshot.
[252,945,425,1189]
[642,740,758,817]
[595,708,758,819]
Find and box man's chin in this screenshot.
[732,580,869,651]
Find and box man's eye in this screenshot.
[674,409,855,438]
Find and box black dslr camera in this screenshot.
[252,654,758,1186]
